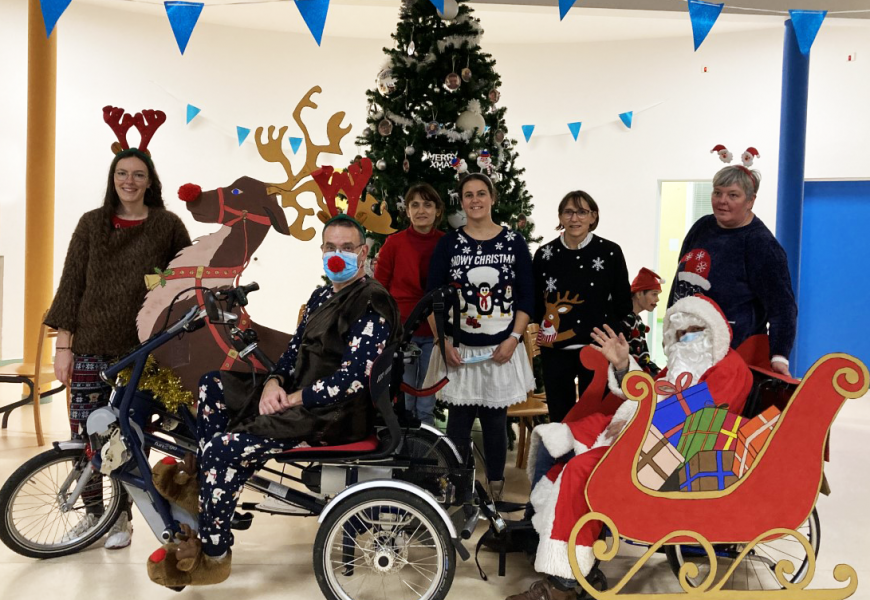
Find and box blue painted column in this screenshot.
[776,19,810,365]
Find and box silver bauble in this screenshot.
[439,0,459,21]
[405,145,416,156]
[376,159,387,171]
[376,68,397,97]
[468,151,478,161]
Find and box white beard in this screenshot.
[666,331,714,386]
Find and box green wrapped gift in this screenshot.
[676,405,729,461]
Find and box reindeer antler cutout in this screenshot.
[255,86,352,242]
[133,109,167,154]
[103,105,136,153]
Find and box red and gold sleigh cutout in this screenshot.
[567,353,867,599]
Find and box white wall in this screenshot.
[1,0,868,358]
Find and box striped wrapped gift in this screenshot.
[732,406,781,477]
[636,425,684,490]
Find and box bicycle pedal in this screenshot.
[230,511,254,530]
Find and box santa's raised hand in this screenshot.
[591,324,630,371]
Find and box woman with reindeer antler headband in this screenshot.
[668,148,797,376]
[44,106,191,550]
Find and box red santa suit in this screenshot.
[527,295,753,579]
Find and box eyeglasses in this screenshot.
[321,243,364,254]
[561,209,594,219]
[114,170,148,182]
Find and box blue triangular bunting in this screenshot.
[559,0,578,20]
[295,0,330,45]
[288,137,303,154]
[687,0,723,51]
[521,125,535,143]
[567,122,582,140]
[789,10,827,56]
[428,0,445,13]
[164,2,204,55]
[39,0,72,37]
[237,127,251,146]
[186,104,201,124]
[619,111,633,129]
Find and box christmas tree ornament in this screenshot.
[710,144,733,164]
[447,209,468,229]
[476,149,493,175]
[425,121,441,138]
[494,129,505,144]
[488,89,501,103]
[456,100,487,136]
[439,0,460,21]
[742,146,760,167]
[491,172,503,182]
[450,156,469,176]
[376,68,398,97]
[461,67,472,82]
[407,25,416,56]
[404,145,415,156]
[429,152,457,170]
[468,151,478,161]
[397,196,406,211]
[376,159,387,171]
[377,119,394,136]
[503,139,513,149]
[403,157,410,173]
[445,72,461,92]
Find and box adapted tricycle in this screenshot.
[0,283,503,600]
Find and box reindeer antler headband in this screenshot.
[311,157,375,236]
[103,105,167,162]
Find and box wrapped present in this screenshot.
[636,425,684,490]
[677,405,729,461]
[732,406,781,477]
[651,373,713,448]
[678,450,738,492]
[714,412,744,451]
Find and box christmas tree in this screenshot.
[358,0,537,252]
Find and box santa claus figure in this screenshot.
[508,294,752,600]
[710,144,733,164]
[742,146,760,167]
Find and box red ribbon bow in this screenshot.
[654,371,694,398]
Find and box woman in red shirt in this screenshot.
[375,183,445,425]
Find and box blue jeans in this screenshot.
[404,335,436,426]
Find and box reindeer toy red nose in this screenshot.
[178,183,202,202]
[327,255,346,273]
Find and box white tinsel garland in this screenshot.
[436,34,481,53]
[386,110,415,127]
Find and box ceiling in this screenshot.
[79,0,870,43]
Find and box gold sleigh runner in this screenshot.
[568,512,858,599]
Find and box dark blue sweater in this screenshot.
[428,227,534,347]
[667,215,797,358]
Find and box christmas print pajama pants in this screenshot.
[196,372,296,557]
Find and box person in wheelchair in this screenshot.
[147,214,402,588]
[510,295,752,600]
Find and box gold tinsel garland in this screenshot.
[117,355,194,414]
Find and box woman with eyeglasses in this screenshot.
[44,147,191,549]
[532,191,631,423]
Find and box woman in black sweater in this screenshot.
[532,191,631,423]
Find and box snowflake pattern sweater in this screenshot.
[428,227,534,347]
[667,215,797,357]
[532,234,632,350]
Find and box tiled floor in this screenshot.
[0,384,867,599]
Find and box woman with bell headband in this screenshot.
[668,164,797,376]
[44,107,191,550]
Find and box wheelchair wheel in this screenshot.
[0,448,124,558]
[665,508,820,590]
[400,428,462,469]
[313,488,456,600]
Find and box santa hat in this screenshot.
[677,249,711,291]
[631,267,665,293]
[662,294,732,364]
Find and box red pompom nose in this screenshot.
[327,255,346,273]
[149,548,168,563]
[178,183,202,202]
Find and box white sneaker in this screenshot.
[254,495,312,514]
[104,512,133,549]
[62,512,98,543]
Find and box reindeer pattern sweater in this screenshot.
[533,234,632,350]
[44,208,191,356]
